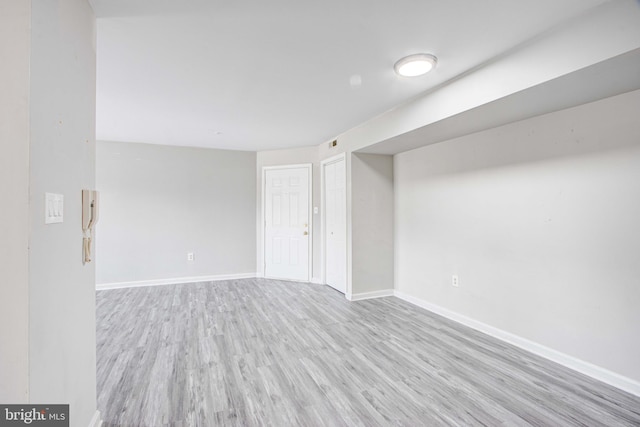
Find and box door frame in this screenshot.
[261,163,313,281]
[320,153,347,289]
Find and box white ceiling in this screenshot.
[359,48,640,155]
[92,0,610,151]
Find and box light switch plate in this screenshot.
[45,193,64,224]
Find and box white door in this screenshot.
[323,157,347,293]
[264,166,310,281]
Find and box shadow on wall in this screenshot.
[401,89,640,180]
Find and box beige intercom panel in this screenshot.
[82,189,99,264]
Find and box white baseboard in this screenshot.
[347,289,394,301]
[88,410,102,427]
[310,277,323,284]
[393,290,640,397]
[97,273,257,290]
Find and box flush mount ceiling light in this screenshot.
[394,53,437,77]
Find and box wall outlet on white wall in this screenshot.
[187,252,195,262]
[452,275,459,287]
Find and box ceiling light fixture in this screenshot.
[394,53,437,77]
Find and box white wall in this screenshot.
[293,0,640,305]
[1,2,99,422]
[1,0,99,425]
[395,89,640,384]
[351,153,394,295]
[0,0,31,403]
[97,141,257,285]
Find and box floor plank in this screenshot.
[97,278,640,426]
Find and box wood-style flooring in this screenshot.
[96,278,640,426]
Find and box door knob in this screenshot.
[304,231,308,235]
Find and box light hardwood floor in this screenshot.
[96,278,640,426]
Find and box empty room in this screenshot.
[2,0,640,426]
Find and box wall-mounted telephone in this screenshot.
[82,189,100,264]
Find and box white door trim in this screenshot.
[320,153,346,289]
[262,164,313,281]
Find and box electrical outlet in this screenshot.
[452,275,459,287]
[187,252,195,262]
